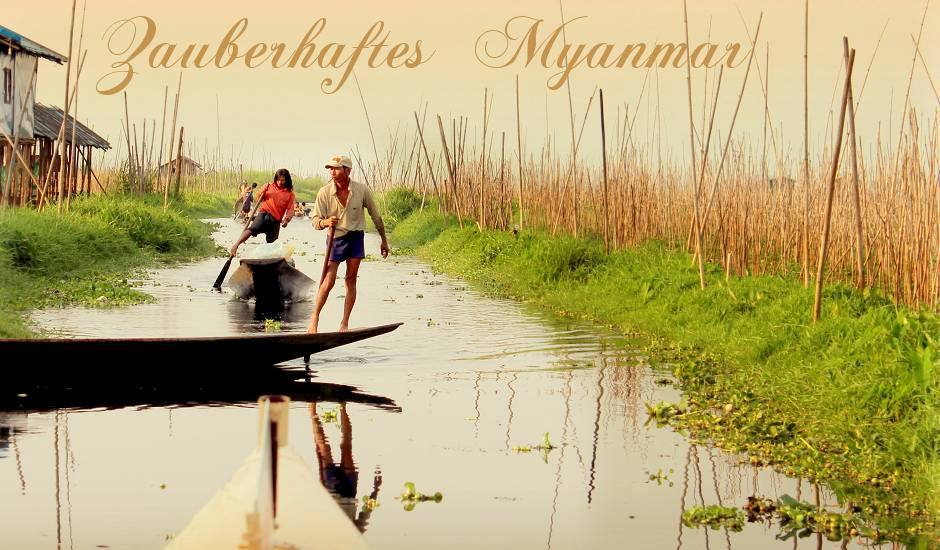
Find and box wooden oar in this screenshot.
[320,224,337,285]
[213,189,265,290]
[306,223,336,364]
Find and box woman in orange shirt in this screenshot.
[229,168,296,257]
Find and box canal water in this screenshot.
[1,218,876,549]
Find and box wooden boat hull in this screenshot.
[228,259,314,302]
[0,323,402,381]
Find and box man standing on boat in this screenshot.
[308,155,389,333]
[230,169,296,256]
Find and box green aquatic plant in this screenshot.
[643,401,687,427]
[646,468,675,487]
[320,407,338,423]
[512,432,559,463]
[397,482,443,511]
[681,505,745,531]
[743,494,891,543]
[263,319,282,332]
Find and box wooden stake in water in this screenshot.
[813,47,855,323]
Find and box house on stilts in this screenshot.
[0,24,110,207]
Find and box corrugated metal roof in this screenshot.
[33,103,111,150]
[0,25,67,64]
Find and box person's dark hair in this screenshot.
[274,168,293,190]
[251,182,257,188]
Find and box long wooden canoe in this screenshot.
[0,323,402,380]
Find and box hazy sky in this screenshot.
[6,0,939,179]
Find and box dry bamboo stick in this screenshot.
[516,75,525,231]
[682,0,706,288]
[843,37,866,289]
[803,0,811,288]
[57,0,78,214]
[813,47,855,323]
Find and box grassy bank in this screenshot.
[391,206,938,542]
[0,193,228,337]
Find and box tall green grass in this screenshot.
[380,187,423,230]
[0,194,222,337]
[393,209,939,537]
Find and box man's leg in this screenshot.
[339,258,361,332]
[308,261,340,333]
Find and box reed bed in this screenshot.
[359,74,938,313]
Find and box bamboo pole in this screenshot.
[843,37,866,289]
[892,0,930,184]
[165,73,182,209]
[66,2,87,206]
[36,51,85,211]
[353,72,382,187]
[123,92,134,190]
[911,35,940,107]
[57,0,78,214]
[480,89,488,230]
[701,15,762,228]
[803,0,811,288]
[436,114,463,226]
[682,0,706,289]
[155,86,170,181]
[174,127,185,196]
[516,74,525,231]
[413,111,442,210]
[600,89,610,255]
[813,47,855,323]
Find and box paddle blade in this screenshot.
[212,256,234,290]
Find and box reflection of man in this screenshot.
[310,402,382,532]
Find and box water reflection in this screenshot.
[0,369,399,412]
[310,402,382,533]
[225,297,315,330]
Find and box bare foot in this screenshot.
[307,318,319,334]
[338,323,349,332]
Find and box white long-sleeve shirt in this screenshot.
[311,180,385,237]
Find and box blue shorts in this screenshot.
[330,230,365,262]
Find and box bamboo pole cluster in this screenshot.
[353,30,938,312]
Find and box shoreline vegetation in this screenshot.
[0,193,232,338]
[387,194,938,544]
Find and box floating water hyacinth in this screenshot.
[397,482,443,512]
[320,407,338,423]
